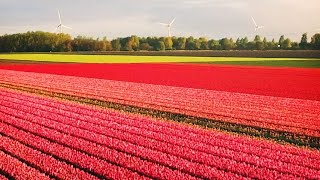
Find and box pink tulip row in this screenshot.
[0,106,241,179]
[2,87,319,167]
[0,122,152,180]
[0,69,319,137]
[1,87,320,160]
[0,150,49,180]
[1,94,320,178]
[0,89,320,179]
[0,134,98,180]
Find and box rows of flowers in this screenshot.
[0,150,49,179]
[0,88,320,169]
[1,91,320,177]
[0,122,150,179]
[0,104,241,179]
[0,134,98,180]
[0,88,319,179]
[0,63,319,100]
[0,70,319,137]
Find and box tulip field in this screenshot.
[0,59,319,179]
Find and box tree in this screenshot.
[311,33,320,50]
[0,31,314,52]
[130,35,140,51]
[208,40,221,50]
[254,35,262,42]
[291,42,299,50]
[140,43,151,51]
[164,37,173,50]
[236,37,248,50]
[111,38,121,51]
[157,41,165,51]
[300,33,308,50]
[199,37,209,50]
[94,40,107,51]
[177,37,186,50]
[186,36,195,50]
[282,38,292,49]
[253,35,264,50]
[220,38,233,50]
[263,38,268,49]
[194,39,201,50]
[171,36,179,50]
[278,35,285,49]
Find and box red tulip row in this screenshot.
[0,150,49,180]
[1,63,319,100]
[0,89,319,179]
[0,134,98,180]
[2,87,319,167]
[0,69,319,137]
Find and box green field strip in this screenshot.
[0,54,319,64]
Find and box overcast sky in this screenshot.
[0,0,319,41]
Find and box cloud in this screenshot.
[0,0,319,40]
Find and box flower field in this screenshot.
[0,62,319,179]
[0,69,319,137]
[0,87,320,179]
[0,63,319,100]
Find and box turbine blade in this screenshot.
[58,10,62,24]
[62,25,72,29]
[251,17,257,27]
[170,17,176,25]
[159,23,168,26]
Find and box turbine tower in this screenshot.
[56,10,72,33]
[251,17,264,32]
[159,18,176,37]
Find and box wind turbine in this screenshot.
[159,18,176,37]
[55,10,72,33]
[251,17,264,32]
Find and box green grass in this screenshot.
[0,54,319,68]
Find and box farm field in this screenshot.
[1,53,320,67]
[0,87,320,179]
[0,63,320,100]
[0,56,319,179]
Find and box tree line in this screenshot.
[0,31,319,52]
